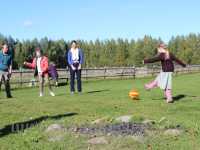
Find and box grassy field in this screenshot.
[0,73,200,150]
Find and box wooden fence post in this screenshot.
[133,67,136,79]
[104,67,107,80]
[20,68,23,87]
[152,66,154,77]
[85,68,88,81]
[121,67,124,79]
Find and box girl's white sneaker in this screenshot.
[39,93,44,97]
[50,92,55,97]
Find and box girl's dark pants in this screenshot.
[69,67,82,92]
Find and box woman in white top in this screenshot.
[67,41,84,94]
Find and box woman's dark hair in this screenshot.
[2,41,8,46]
[71,40,77,45]
[35,47,43,56]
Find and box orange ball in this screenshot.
[129,90,139,100]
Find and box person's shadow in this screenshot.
[153,94,198,102]
[0,112,77,138]
[152,94,193,102]
[87,89,110,94]
[173,94,186,102]
[173,94,199,102]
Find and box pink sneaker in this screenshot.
[166,99,173,103]
[165,89,173,103]
[144,84,150,90]
[144,84,148,89]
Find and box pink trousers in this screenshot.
[145,80,172,101]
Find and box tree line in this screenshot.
[0,33,200,69]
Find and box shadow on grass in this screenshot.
[55,93,67,96]
[0,112,77,138]
[173,94,186,102]
[86,89,110,94]
[152,94,198,102]
[58,82,68,87]
[173,94,200,102]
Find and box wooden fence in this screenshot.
[7,65,200,88]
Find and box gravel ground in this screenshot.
[69,123,148,136]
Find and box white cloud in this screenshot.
[23,20,33,27]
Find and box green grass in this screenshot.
[0,73,200,150]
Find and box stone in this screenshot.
[142,119,155,125]
[164,129,182,136]
[45,124,65,132]
[116,115,132,123]
[45,124,66,142]
[91,118,106,124]
[131,135,145,143]
[88,137,108,145]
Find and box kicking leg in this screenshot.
[145,80,158,90]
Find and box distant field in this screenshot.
[0,73,200,150]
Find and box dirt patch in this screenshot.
[69,122,148,136]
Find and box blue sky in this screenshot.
[0,0,199,42]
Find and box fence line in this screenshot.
[8,65,200,88]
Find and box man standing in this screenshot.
[67,41,84,94]
[0,43,13,98]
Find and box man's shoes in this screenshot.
[7,95,13,98]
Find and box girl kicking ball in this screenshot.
[143,44,186,103]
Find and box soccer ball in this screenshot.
[129,90,139,100]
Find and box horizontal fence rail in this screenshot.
[5,65,200,88]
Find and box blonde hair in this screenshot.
[164,48,170,59]
[157,47,170,59]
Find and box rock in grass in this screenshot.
[142,119,155,125]
[91,118,106,124]
[116,115,132,123]
[88,137,108,145]
[164,129,182,136]
[45,124,66,142]
[46,124,65,132]
[131,135,145,143]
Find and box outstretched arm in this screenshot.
[144,54,161,64]
[171,54,186,67]
[24,58,36,69]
